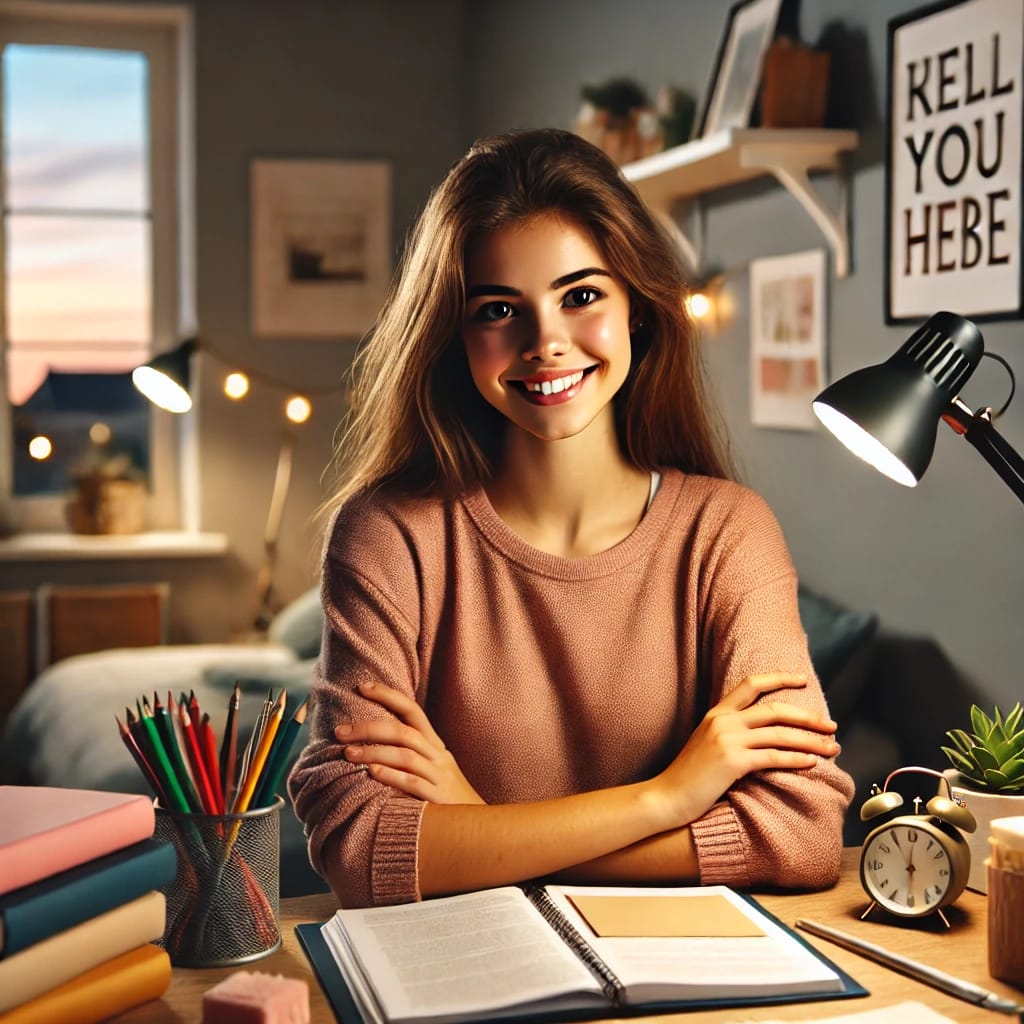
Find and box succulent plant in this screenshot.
[942,703,1024,793]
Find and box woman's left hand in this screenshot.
[335,681,486,805]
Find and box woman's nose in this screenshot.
[521,311,571,361]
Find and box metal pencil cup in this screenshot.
[154,798,282,967]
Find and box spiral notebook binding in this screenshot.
[524,885,624,1007]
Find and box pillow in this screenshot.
[267,587,324,659]
[202,656,317,700]
[797,584,878,727]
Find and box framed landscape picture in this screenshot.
[250,158,392,338]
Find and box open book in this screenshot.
[297,884,866,1024]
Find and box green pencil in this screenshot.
[138,710,191,813]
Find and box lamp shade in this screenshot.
[812,312,983,487]
[132,338,197,413]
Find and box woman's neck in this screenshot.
[484,428,652,558]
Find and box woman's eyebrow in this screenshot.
[467,267,612,299]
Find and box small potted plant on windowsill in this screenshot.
[942,702,1024,894]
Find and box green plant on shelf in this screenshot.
[942,702,1024,794]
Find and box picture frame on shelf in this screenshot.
[250,158,392,338]
[885,0,1023,323]
[750,248,826,431]
[695,0,784,138]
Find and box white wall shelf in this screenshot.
[622,128,860,277]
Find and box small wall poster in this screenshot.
[750,249,826,431]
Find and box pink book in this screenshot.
[0,786,155,896]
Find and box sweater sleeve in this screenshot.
[688,488,855,891]
[287,504,427,908]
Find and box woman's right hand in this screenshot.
[647,673,840,830]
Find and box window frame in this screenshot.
[0,1,194,533]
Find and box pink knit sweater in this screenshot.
[288,470,854,907]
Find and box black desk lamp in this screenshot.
[812,311,1024,506]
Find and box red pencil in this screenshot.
[115,713,168,804]
[199,712,225,813]
[178,701,219,814]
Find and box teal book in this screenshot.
[0,838,176,958]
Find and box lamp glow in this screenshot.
[687,291,713,320]
[28,435,52,460]
[285,395,312,424]
[224,372,250,399]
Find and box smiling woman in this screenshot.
[289,129,854,910]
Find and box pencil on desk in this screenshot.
[232,690,286,813]
[235,690,271,804]
[253,696,309,808]
[160,691,202,813]
[220,683,241,808]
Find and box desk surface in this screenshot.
[115,849,1020,1023]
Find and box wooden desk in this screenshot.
[116,849,1021,1023]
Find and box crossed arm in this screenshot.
[329,674,840,899]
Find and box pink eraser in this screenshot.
[202,970,310,1024]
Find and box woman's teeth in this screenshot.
[526,370,585,395]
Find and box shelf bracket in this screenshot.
[740,145,851,277]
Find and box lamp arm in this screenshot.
[942,398,1024,505]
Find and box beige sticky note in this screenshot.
[566,893,766,938]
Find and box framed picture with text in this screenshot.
[695,0,783,138]
[886,0,1024,323]
[250,158,392,338]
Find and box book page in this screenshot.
[544,884,843,1005]
[322,886,604,1024]
[735,1000,956,1023]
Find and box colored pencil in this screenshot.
[199,713,225,814]
[253,696,309,808]
[178,701,219,815]
[232,691,284,814]
[115,713,167,804]
[136,710,190,813]
[153,692,201,813]
[220,683,241,808]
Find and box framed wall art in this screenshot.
[695,0,783,138]
[886,0,1023,323]
[750,249,826,431]
[250,158,392,338]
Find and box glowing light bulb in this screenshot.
[224,372,250,399]
[285,395,312,424]
[686,291,712,320]
[89,422,112,445]
[28,435,53,460]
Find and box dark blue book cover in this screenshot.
[0,838,176,957]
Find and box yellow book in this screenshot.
[0,943,170,1024]
[0,891,165,1013]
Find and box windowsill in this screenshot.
[0,530,230,562]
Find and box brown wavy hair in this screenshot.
[320,128,733,523]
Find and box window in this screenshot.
[0,4,192,532]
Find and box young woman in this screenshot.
[289,128,853,909]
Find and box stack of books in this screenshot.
[0,785,177,1023]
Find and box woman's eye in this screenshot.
[472,300,515,322]
[563,287,602,308]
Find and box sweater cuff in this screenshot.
[690,801,751,888]
[371,796,426,905]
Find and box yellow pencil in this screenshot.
[231,690,286,814]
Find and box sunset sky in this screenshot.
[3,42,150,404]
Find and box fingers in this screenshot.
[717,673,808,711]
[351,680,446,747]
[742,699,838,735]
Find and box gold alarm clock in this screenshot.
[859,766,976,928]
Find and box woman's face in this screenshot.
[461,213,634,446]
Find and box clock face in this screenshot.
[861,821,959,916]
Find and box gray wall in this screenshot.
[464,0,1022,711]
[9,1,1020,713]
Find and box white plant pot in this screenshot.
[944,769,1024,894]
